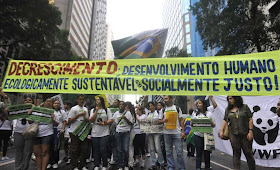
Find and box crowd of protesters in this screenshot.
[0,91,259,170]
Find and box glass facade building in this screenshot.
[162,0,192,56]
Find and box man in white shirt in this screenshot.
[67,95,89,170]
[158,95,185,170]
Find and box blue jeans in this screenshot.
[194,135,211,169]
[91,135,110,168]
[164,134,185,170]
[147,133,164,166]
[115,131,130,168]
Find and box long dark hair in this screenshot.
[226,96,243,111]
[196,99,208,116]
[98,96,107,112]
[125,101,136,120]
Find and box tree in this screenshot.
[0,0,66,60]
[165,46,191,57]
[191,0,280,55]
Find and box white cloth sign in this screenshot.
[212,96,280,167]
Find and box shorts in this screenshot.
[33,135,53,145]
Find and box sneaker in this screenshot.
[82,167,88,170]
[31,155,36,161]
[118,169,123,170]
[109,160,117,165]
[140,161,145,168]
[67,159,71,164]
[148,165,157,170]
[91,158,94,162]
[74,168,79,170]
[94,167,99,170]
[201,162,205,168]
[47,164,52,169]
[159,165,166,170]
[86,159,90,163]
[124,167,129,170]
[146,153,150,157]
[102,167,107,170]
[52,163,58,169]
[133,159,139,166]
[62,157,68,162]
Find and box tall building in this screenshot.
[53,0,107,59]
[162,0,192,55]
[88,0,107,60]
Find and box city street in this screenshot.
[0,146,278,170]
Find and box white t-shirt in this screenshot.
[68,105,89,133]
[14,119,30,133]
[159,105,183,134]
[90,108,112,137]
[134,114,146,134]
[37,122,53,137]
[54,110,67,131]
[192,110,215,137]
[113,111,133,133]
[0,119,12,131]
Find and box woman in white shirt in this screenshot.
[89,96,113,170]
[133,106,147,168]
[32,98,58,170]
[192,99,215,170]
[14,97,34,170]
[0,104,12,160]
[48,100,67,169]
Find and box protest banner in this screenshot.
[191,118,213,133]
[72,120,92,141]
[2,50,280,96]
[204,133,215,150]
[7,104,32,120]
[140,118,163,133]
[28,106,53,123]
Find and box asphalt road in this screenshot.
[0,145,278,170]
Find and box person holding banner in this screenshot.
[219,96,255,170]
[13,97,34,170]
[32,98,58,170]
[89,96,113,170]
[158,95,185,170]
[67,94,89,170]
[47,100,67,169]
[113,101,133,170]
[191,99,215,170]
[133,106,147,168]
[146,102,165,170]
[0,89,12,161]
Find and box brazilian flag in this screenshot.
[112,29,168,59]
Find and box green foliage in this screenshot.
[0,0,84,61]
[165,46,191,57]
[191,0,280,55]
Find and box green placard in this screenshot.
[7,104,32,120]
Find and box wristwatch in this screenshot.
[249,128,253,131]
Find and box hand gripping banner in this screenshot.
[2,50,280,95]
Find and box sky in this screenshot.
[107,0,163,104]
[107,0,163,40]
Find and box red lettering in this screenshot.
[29,63,37,75]
[96,62,106,74]
[51,63,60,75]
[44,64,50,75]
[82,63,95,74]
[73,63,85,74]
[63,63,76,74]
[15,62,23,75]
[37,63,44,75]
[8,62,17,75]
[107,61,117,74]
[22,62,30,75]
